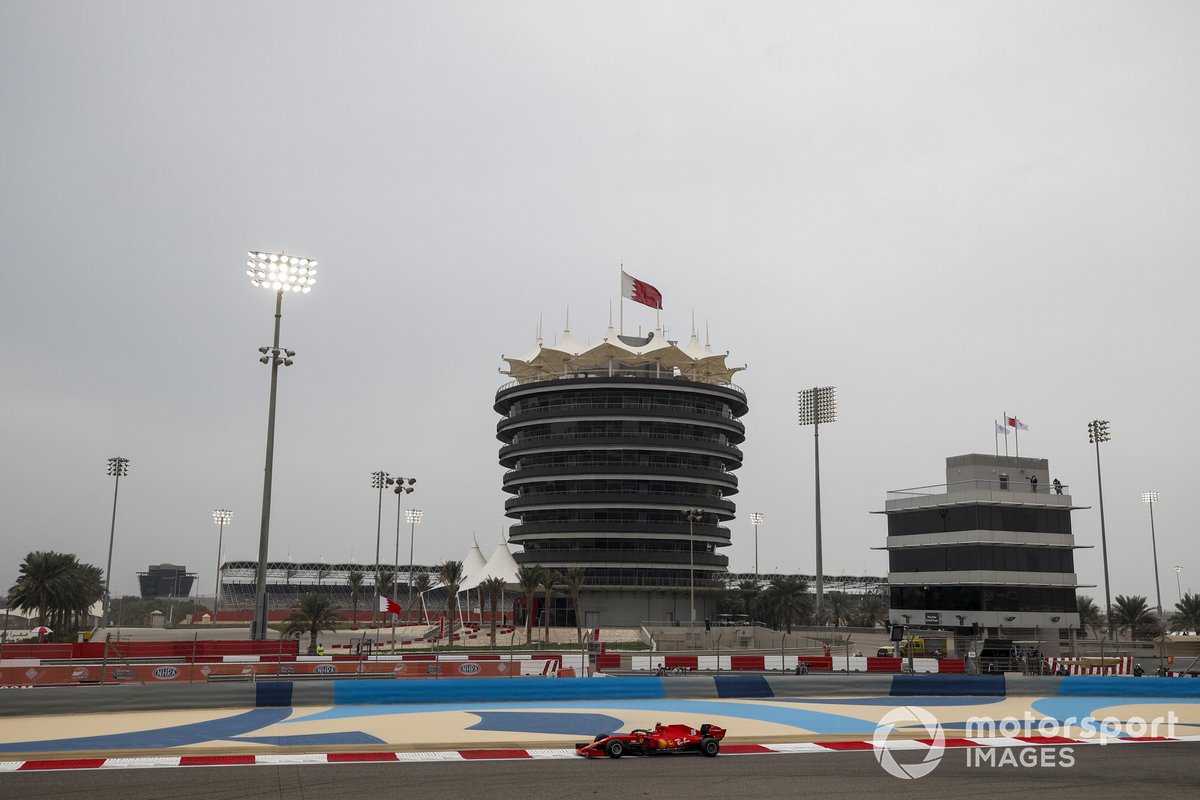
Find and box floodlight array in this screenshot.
[1141,491,1159,504]
[406,508,423,524]
[798,386,838,425]
[1087,419,1111,444]
[106,456,130,477]
[370,470,390,490]
[389,476,417,495]
[246,251,318,293]
[212,509,232,524]
[750,512,764,525]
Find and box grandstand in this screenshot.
[216,561,513,624]
[215,560,885,624]
[218,561,438,611]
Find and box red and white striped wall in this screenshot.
[2,734,1194,772]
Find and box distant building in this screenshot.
[497,323,747,627]
[881,454,1083,642]
[137,563,196,598]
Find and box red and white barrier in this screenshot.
[1045,657,1131,676]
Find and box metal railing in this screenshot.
[500,431,743,458]
[887,479,1071,501]
[502,400,740,423]
[497,372,746,396]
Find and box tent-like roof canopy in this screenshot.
[460,541,521,592]
[501,324,745,387]
[461,539,488,585]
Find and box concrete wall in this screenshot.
[5,674,1200,718]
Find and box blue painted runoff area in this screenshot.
[0,708,293,754]
[890,675,1006,696]
[256,682,293,707]
[1057,677,1200,698]
[332,677,668,705]
[714,675,773,698]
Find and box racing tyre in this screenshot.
[606,740,625,758]
[700,738,719,757]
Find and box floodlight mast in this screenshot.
[749,512,764,578]
[370,471,390,628]
[1142,491,1162,613]
[1088,419,1112,638]
[102,456,130,627]
[798,386,837,623]
[247,250,316,640]
[385,477,416,621]
[405,506,422,616]
[212,509,232,623]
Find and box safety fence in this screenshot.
[0,652,578,687]
[596,653,965,674]
[0,640,299,661]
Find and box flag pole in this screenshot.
[619,265,624,336]
[994,420,998,457]
[1002,412,1009,456]
[1014,417,1020,458]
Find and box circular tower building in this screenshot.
[496,324,747,628]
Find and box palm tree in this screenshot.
[479,576,508,647]
[378,570,395,602]
[413,573,432,623]
[825,591,853,629]
[854,593,887,628]
[516,565,542,643]
[539,569,560,644]
[347,571,365,628]
[758,576,812,633]
[282,593,343,655]
[63,563,104,630]
[8,551,79,628]
[1076,595,1103,639]
[562,567,587,643]
[1169,593,1200,635]
[1111,594,1156,640]
[436,560,465,646]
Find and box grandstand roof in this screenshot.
[220,561,440,581]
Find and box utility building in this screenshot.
[880,454,1083,646]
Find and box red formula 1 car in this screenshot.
[576,722,726,758]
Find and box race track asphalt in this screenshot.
[4,740,1197,800]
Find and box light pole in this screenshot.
[750,512,763,578]
[1175,566,1184,603]
[405,507,422,620]
[103,456,130,627]
[683,507,704,646]
[247,250,317,640]
[798,386,837,623]
[1142,491,1163,614]
[212,509,231,624]
[370,471,390,627]
[1088,420,1113,638]
[387,476,416,613]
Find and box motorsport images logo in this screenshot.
[872,706,946,779]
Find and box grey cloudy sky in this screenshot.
[2,2,1197,603]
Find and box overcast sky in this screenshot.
[2,2,1196,604]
